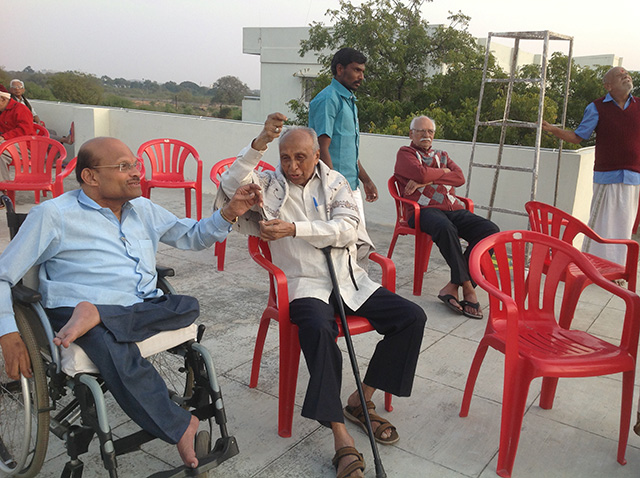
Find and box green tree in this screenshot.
[210,75,250,105]
[298,0,490,134]
[48,71,103,105]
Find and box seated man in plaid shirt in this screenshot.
[394,115,499,319]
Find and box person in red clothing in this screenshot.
[394,115,499,319]
[0,84,36,180]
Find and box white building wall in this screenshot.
[31,100,595,233]
[242,27,325,122]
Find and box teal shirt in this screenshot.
[309,78,360,189]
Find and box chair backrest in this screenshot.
[472,230,609,321]
[388,176,414,225]
[0,136,67,183]
[33,123,50,138]
[525,200,593,247]
[136,138,201,182]
[471,229,640,357]
[210,157,276,186]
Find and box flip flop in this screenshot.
[438,294,463,314]
[460,300,483,320]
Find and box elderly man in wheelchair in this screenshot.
[0,137,260,477]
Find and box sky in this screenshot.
[2,0,638,90]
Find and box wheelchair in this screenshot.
[0,195,238,478]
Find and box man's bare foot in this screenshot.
[461,281,483,319]
[53,301,101,348]
[177,415,199,468]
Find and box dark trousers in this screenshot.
[289,287,426,426]
[47,294,200,444]
[410,208,499,285]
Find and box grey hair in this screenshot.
[10,79,24,88]
[280,126,320,153]
[410,115,436,130]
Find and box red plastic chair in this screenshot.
[387,176,474,295]
[526,200,638,328]
[137,139,203,219]
[0,136,72,204]
[33,123,50,138]
[209,157,275,271]
[248,235,394,437]
[460,230,639,478]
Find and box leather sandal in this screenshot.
[332,446,365,478]
[344,400,399,445]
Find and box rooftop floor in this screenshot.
[2,188,640,478]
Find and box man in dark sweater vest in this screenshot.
[542,66,639,265]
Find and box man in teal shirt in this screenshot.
[309,48,378,223]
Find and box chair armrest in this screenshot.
[248,237,290,316]
[456,195,474,213]
[54,157,76,196]
[368,252,396,293]
[11,283,42,305]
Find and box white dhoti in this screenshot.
[582,182,640,265]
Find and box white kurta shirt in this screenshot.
[219,143,380,310]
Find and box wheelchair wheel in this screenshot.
[0,305,50,478]
[148,346,195,409]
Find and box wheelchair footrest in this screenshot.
[145,436,239,478]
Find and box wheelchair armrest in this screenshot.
[11,283,42,304]
[156,266,175,278]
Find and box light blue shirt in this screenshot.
[309,78,360,189]
[0,189,232,336]
[574,93,640,185]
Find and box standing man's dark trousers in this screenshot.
[289,287,426,426]
[410,208,499,284]
[47,294,200,444]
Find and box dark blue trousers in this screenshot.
[47,294,199,444]
[410,208,500,285]
[290,287,426,426]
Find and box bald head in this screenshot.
[603,66,633,97]
[76,137,134,183]
[278,127,321,186]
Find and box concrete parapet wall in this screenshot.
[31,100,594,232]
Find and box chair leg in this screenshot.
[387,231,400,259]
[278,325,301,438]
[413,233,433,296]
[215,240,227,271]
[617,370,635,465]
[384,392,393,412]
[539,377,559,410]
[496,367,533,478]
[184,188,192,219]
[460,342,489,417]
[250,314,272,388]
[196,188,202,221]
[558,276,588,329]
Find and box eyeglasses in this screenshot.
[92,160,142,173]
[411,128,436,135]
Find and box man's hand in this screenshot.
[0,332,32,380]
[252,113,287,151]
[223,183,263,220]
[259,219,296,241]
[362,178,378,202]
[404,179,430,195]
